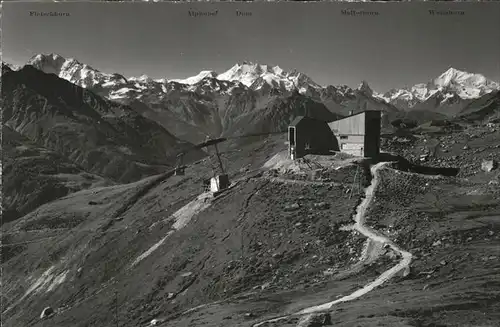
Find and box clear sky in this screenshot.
[2,1,499,92]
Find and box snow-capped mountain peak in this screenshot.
[27,53,128,89]
[2,62,21,72]
[433,67,497,94]
[434,67,477,86]
[216,62,320,94]
[272,65,284,76]
[28,53,64,63]
[129,74,154,83]
[381,67,500,108]
[217,62,270,86]
[27,53,71,76]
[170,70,218,85]
[435,67,468,86]
[15,54,500,117]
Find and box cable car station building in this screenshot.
[288,110,381,160]
[288,116,340,159]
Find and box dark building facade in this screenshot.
[327,110,381,158]
[288,116,339,159]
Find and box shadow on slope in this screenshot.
[1,65,204,183]
[457,90,500,123]
[123,99,209,145]
[1,125,111,225]
[378,153,460,177]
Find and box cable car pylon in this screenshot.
[171,130,287,195]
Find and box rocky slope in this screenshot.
[2,134,499,327]
[1,65,204,183]
[458,90,500,123]
[382,122,500,179]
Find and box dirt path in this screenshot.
[265,176,342,187]
[253,162,413,326]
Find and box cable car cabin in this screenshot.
[202,174,230,195]
[210,174,230,193]
[174,165,186,176]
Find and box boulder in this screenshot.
[313,202,329,209]
[481,160,498,172]
[40,307,54,319]
[285,203,300,211]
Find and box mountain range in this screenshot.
[20,54,500,125]
[24,54,498,98]
[4,53,500,148]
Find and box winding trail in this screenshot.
[253,162,413,326]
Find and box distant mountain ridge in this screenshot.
[9,54,500,140]
[22,54,500,107]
